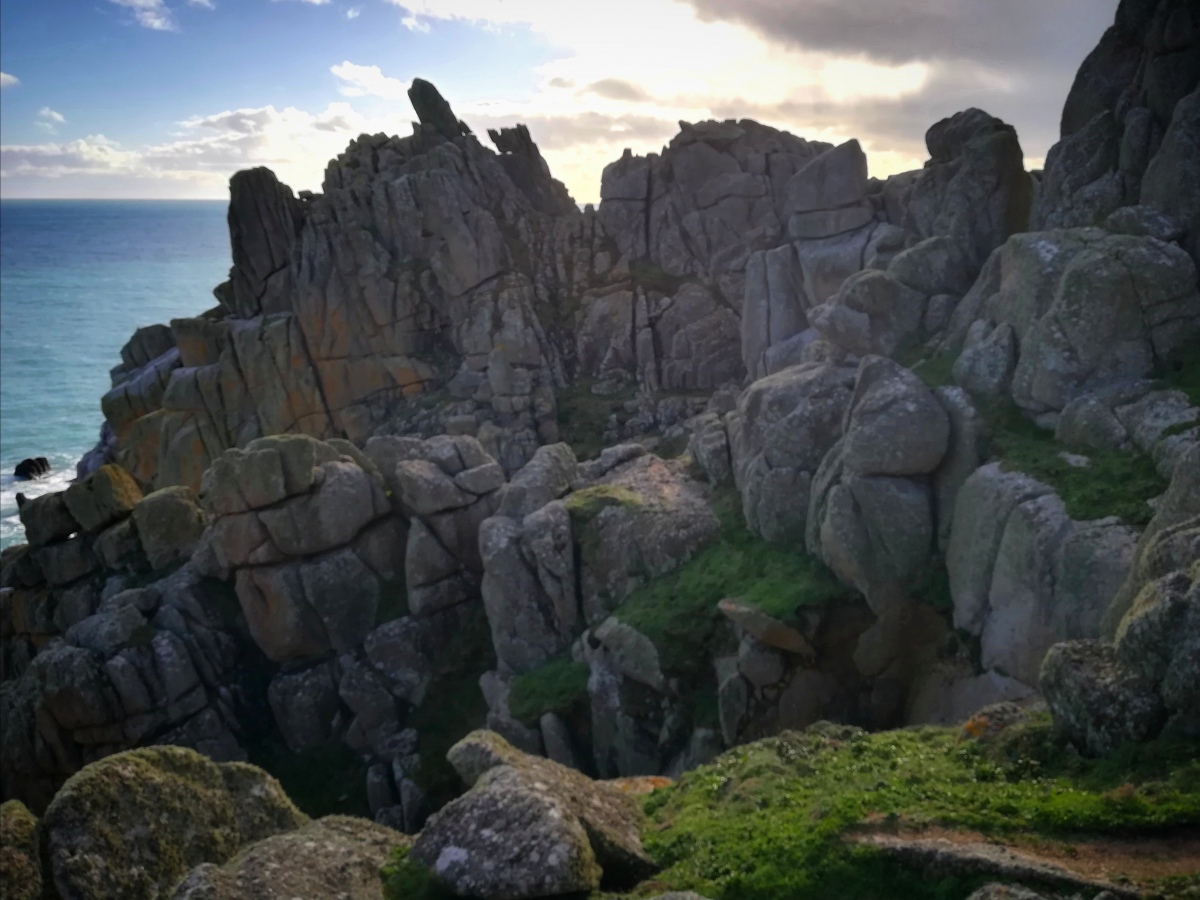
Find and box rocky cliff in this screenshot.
[2,2,1199,895]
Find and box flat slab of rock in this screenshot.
[719,598,814,657]
[854,834,1138,898]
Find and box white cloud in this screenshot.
[189,0,216,9]
[331,61,409,100]
[108,0,177,31]
[2,103,393,197]
[271,0,331,4]
[36,107,67,134]
[346,6,361,19]
[0,72,18,89]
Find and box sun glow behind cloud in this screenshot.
[374,0,939,200]
[0,0,1113,200]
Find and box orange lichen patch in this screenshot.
[850,823,1200,885]
[605,776,673,796]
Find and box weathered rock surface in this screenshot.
[1035,0,1200,256]
[729,360,857,544]
[947,463,1138,687]
[0,799,41,900]
[948,228,1200,419]
[172,815,409,900]
[411,731,656,898]
[41,746,305,899]
[807,357,949,611]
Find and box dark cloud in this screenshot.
[684,0,1117,72]
[582,78,650,102]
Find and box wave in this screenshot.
[0,457,81,551]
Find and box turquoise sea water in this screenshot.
[0,200,230,549]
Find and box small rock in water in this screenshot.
[13,457,50,480]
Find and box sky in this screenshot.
[0,0,1120,204]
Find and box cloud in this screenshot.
[36,107,67,134]
[346,6,361,18]
[331,61,409,100]
[108,0,177,31]
[582,79,649,103]
[374,0,1117,202]
[189,0,216,8]
[682,0,1110,70]
[1,102,392,197]
[271,0,331,4]
[0,72,18,89]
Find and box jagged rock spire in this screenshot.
[407,77,469,140]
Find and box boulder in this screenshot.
[18,491,80,548]
[132,486,208,571]
[480,500,578,674]
[63,464,143,534]
[568,455,721,623]
[0,800,41,900]
[42,746,305,899]
[172,816,409,900]
[12,457,50,480]
[729,361,857,543]
[1040,640,1164,756]
[411,730,657,898]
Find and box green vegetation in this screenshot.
[556,382,637,461]
[612,492,853,674]
[508,656,592,727]
[381,846,455,900]
[565,484,645,522]
[640,720,1200,900]
[246,737,370,819]
[981,399,1166,525]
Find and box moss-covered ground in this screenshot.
[612,491,853,674]
[902,341,1171,526]
[381,718,1200,900]
[636,719,1200,899]
[509,655,591,727]
[980,400,1166,526]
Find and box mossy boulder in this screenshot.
[0,800,42,900]
[42,745,307,899]
[410,730,658,898]
[172,815,409,899]
[63,464,143,533]
[132,486,208,571]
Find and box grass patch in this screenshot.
[981,400,1166,525]
[508,655,591,727]
[896,345,958,391]
[381,846,455,900]
[612,491,853,674]
[245,737,370,819]
[565,484,644,522]
[640,721,1200,900]
[556,382,637,461]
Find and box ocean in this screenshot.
[0,200,230,550]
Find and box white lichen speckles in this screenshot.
[436,845,470,874]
